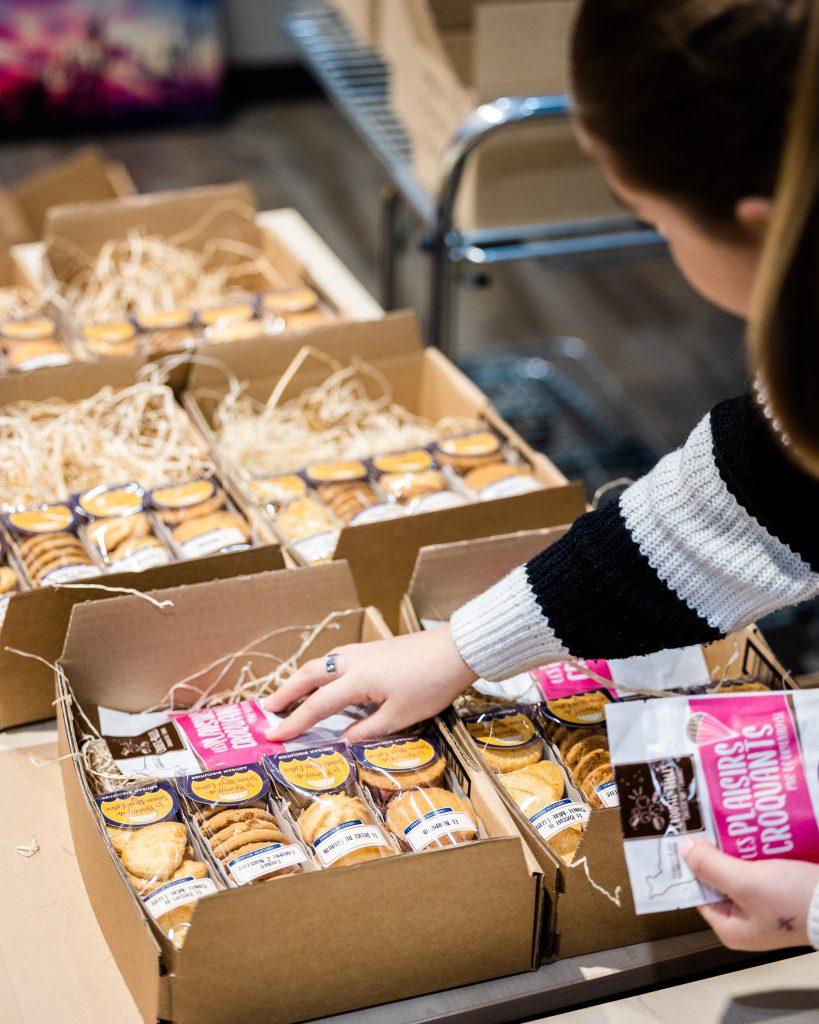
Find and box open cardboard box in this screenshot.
[383,0,618,229]
[329,0,381,44]
[11,181,382,387]
[0,147,134,246]
[400,529,797,958]
[0,357,285,730]
[56,562,544,1024]
[183,310,586,630]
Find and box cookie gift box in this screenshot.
[399,528,797,959]
[0,358,286,730]
[11,180,382,380]
[56,562,545,1024]
[183,309,587,630]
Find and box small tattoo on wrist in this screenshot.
[777,917,795,932]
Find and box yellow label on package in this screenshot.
[98,786,176,826]
[190,768,266,805]
[277,751,350,792]
[9,505,73,534]
[81,488,142,519]
[466,711,536,748]
[362,739,437,771]
[152,479,214,509]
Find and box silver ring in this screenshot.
[325,652,338,676]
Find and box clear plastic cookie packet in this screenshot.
[306,459,404,527]
[3,502,99,588]
[371,447,467,515]
[80,320,142,359]
[265,744,397,869]
[178,762,311,885]
[149,477,253,560]
[75,481,173,573]
[96,781,219,949]
[0,537,23,626]
[133,308,198,355]
[0,314,75,371]
[272,492,341,565]
[351,735,481,852]
[542,716,618,811]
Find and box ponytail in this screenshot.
[749,0,819,477]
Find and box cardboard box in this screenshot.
[183,310,587,629]
[383,0,618,229]
[329,0,380,45]
[0,147,135,245]
[0,357,285,730]
[400,529,797,958]
[11,182,382,386]
[56,562,544,1024]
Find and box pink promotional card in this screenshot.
[171,700,284,770]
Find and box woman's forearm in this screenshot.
[452,393,819,681]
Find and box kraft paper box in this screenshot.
[11,182,382,389]
[56,562,544,1024]
[0,358,285,730]
[182,309,586,630]
[399,529,795,958]
[0,147,134,245]
[382,0,618,229]
[329,0,381,44]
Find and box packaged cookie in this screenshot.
[76,482,173,573]
[178,763,310,885]
[204,319,268,345]
[246,473,307,513]
[3,502,98,587]
[266,745,397,869]
[150,478,253,560]
[81,321,141,359]
[0,538,23,625]
[197,300,257,339]
[499,756,588,864]
[371,448,466,514]
[0,315,59,343]
[543,719,618,810]
[533,660,619,728]
[134,308,198,355]
[306,460,404,527]
[462,706,546,775]
[462,461,542,501]
[96,781,218,948]
[261,286,320,316]
[350,734,447,809]
[273,494,340,564]
[435,431,504,475]
[385,786,479,852]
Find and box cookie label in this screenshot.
[411,490,465,513]
[596,780,620,808]
[152,479,215,510]
[185,765,268,806]
[355,737,438,773]
[312,820,388,867]
[142,876,217,919]
[465,710,536,748]
[97,782,178,827]
[178,527,249,559]
[40,562,99,586]
[529,798,590,839]
[275,750,351,793]
[9,505,74,534]
[306,461,367,483]
[348,502,405,525]
[477,475,541,501]
[290,531,338,564]
[374,450,432,474]
[79,485,143,519]
[109,545,171,574]
[227,842,307,884]
[403,808,475,851]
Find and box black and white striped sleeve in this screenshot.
[450,393,819,681]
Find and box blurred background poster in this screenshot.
[0,0,224,132]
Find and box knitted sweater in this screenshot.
[451,393,819,681]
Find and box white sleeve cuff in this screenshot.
[808,880,819,949]
[450,565,568,682]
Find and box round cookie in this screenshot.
[212,826,285,860]
[582,765,615,809]
[501,760,564,808]
[480,737,543,774]
[298,794,395,869]
[0,566,18,594]
[153,485,226,525]
[464,462,528,492]
[385,787,477,850]
[548,824,583,864]
[173,510,249,545]
[121,821,187,881]
[203,807,278,835]
[263,286,319,314]
[357,753,447,802]
[563,733,608,772]
[573,748,611,788]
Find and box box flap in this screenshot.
[44,181,258,283]
[13,147,133,240]
[0,355,146,408]
[187,309,424,397]
[407,526,569,620]
[59,563,362,712]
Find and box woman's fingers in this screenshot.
[682,838,744,901]
[266,677,363,741]
[344,703,400,744]
[264,656,338,713]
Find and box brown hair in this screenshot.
[573,0,819,473]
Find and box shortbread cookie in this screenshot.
[548,823,583,864]
[573,748,611,788]
[0,566,18,594]
[201,807,278,835]
[121,821,187,881]
[501,760,564,807]
[298,794,395,869]
[173,510,249,545]
[582,765,615,808]
[480,738,543,774]
[563,733,608,772]
[385,787,477,850]
[211,826,284,860]
[106,825,133,855]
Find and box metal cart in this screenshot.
[282,0,666,357]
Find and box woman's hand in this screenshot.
[263,625,478,743]
[682,838,819,951]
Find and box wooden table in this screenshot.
[1,725,814,1024]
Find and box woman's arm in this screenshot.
[452,392,819,680]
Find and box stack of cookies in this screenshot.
[0,316,75,372]
[197,804,305,883]
[273,495,338,563]
[81,321,141,358]
[297,793,397,868]
[372,448,465,512]
[151,478,252,560]
[86,512,169,570]
[134,308,197,354]
[547,725,615,809]
[3,503,98,587]
[500,760,583,864]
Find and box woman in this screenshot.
[267,0,819,952]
